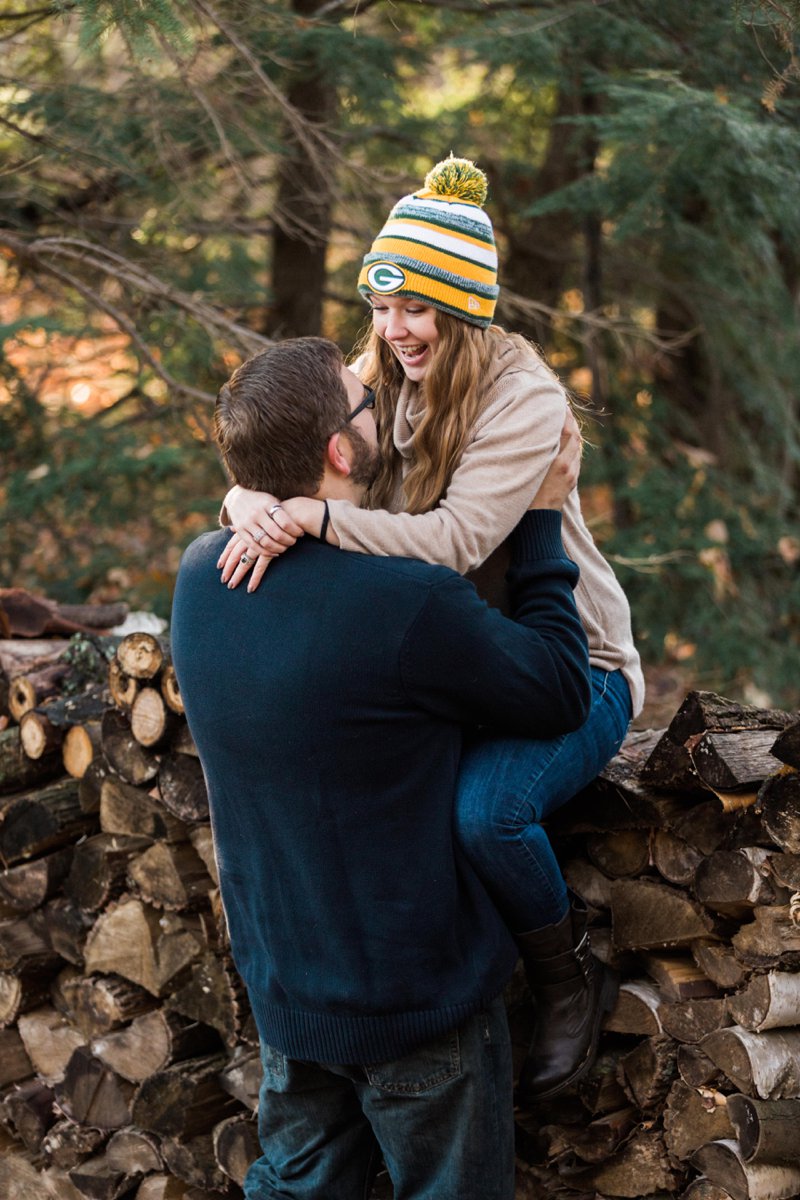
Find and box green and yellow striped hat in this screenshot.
[358,156,499,329]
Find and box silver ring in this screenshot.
[240,553,251,565]
[268,503,283,516]
[253,529,266,545]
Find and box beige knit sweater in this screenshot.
[328,336,645,717]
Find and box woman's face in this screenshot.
[368,295,440,383]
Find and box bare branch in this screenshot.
[498,286,699,354]
[0,229,273,404]
[0,5,62,19]
[188,0,337,178]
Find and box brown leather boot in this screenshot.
[515,892,617,1103]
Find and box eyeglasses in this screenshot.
[343,387,376,424]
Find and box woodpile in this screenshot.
[0,630,259,1200]
[514,691,800,1200]
[2,623,800,1199]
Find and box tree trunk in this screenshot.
[127,840,213,911]
[267,0,335,338]
[91,1008,220,1083]
[157,753,208,822]
[604,979,663,1036]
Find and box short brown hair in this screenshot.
[214,337,349,497]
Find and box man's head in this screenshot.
[214,336,379,499]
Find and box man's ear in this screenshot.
[325,431,351,477]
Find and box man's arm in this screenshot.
[400,510,591,737]
[399,414,591,737]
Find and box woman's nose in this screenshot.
[384,311,407,340]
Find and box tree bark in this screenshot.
[267,0,335,339]
[690,1139,800,1200]
[0,727,61,795]
[727,1094,800,1163]
[701,1026,800,1099]
[771,721,800,770]
[728,972,800,1033]
[131,1052,235,1138]
[0,779,95,866]
[758,769,800,854]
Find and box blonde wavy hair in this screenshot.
[353,312,519,514]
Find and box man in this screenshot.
[171,336,590,1200]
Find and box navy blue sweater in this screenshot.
[171,510,590,1064]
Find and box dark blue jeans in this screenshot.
[244,996,514,1200]
[456,668,632,933]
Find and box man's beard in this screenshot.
[346,427,381,488]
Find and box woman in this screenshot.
[220,157,644,1102]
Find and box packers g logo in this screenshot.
[366,263,407,294]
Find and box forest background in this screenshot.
[0,0,798,711]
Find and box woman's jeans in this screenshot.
[456,668,632,934]
[245,995,514,1200]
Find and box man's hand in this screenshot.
[529,410,582,511]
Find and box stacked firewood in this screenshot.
[0,632,260,1200]
[2,634,800,1199]
[513,691,800,1200]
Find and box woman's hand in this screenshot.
[529,410,582,511]
[219,493,336,592]
[219,486,306,591]
[224,485,305,557]
[218,534,276,592]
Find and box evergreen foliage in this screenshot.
[0,0,797,703]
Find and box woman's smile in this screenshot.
[368,296,440,381]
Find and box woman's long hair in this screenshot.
[352,312,510,514]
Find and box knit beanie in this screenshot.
[357,156,499,329]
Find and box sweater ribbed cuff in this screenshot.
[508,510,564,563]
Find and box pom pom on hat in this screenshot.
[357,154,499,328]
[423,155,488,207]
